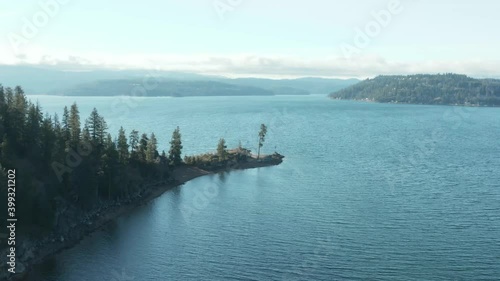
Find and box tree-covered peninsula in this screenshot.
[0,84,283,280]
[329,74,500,106]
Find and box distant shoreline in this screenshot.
[10,155,284,281]
[329,74,500,107]
[25,93,311,97]
[331,97,500,108]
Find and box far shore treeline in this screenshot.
[0,84,263,236]
[330,74,500,106]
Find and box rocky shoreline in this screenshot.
[5,154,284,281]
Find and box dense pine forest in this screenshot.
[330,74,500,106]
[0,84,188,237]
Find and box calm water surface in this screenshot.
[27,95,500,280]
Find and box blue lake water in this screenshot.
[27,95,500,280]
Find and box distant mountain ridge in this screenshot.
[329,74,500,106]
[0,65,359,96]
[58,79,276,97]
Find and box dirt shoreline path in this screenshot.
[11,159,282,281]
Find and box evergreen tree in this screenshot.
[160,150,167,164]
[4,87,13,108]
[53,113,61,136]
[9,86,28,149]
[0,135,12,165]
[3,87,13,124]
[0,85,4,108]
[101,138,118,199]
[0,85,5,135]
[168,127,183,166]
[138,133,149,162]
[0,85,5,137]
[117,127,129,164]
[146,132,158,163]
[51,112,66,163]
[104,133,115,151]
[129,130,139,160]
[69,103,81,147]
[40,113,56,165]
[82,124,91,144]
[86,108,107,148]
[25,102,43,150]
[62,106,71,142]
[217,138,227,161]
[257,124,267,159]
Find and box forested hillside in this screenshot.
[57,80,276,97]
[329,74,500,106]
[0,84,178,236]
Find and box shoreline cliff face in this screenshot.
[6,153,284,281]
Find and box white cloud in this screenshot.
[1,49,500,79]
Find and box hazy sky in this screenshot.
[1,0,499,78]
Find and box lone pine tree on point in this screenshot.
[257,124,267,159]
